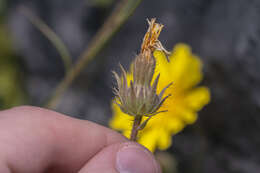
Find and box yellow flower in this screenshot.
[109,43,210,152]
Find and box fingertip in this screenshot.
[116,142,161,173]
[79,142,161,173]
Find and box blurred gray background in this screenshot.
[2,0,260,172]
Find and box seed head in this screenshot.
[113,18,172,117]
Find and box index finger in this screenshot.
[0,106,127,173]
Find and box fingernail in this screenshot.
[116,144,160,173]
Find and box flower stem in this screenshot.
[20,6,72,74]
[45,0,144,109]
[130,115,142,141]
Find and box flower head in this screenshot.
[110,43,210,152]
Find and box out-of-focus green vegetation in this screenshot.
[0,2,27,109]
[0,0,6,19]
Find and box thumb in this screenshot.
[78,142,161,173]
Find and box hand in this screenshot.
[0,106,161,173]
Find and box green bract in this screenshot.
[113,54,171,117]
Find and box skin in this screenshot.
[0,106,161,173]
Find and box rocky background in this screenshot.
[1,0,260,172]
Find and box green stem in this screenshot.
[45,0,144,109]
[130,115,142,141]
[20,6,72,74]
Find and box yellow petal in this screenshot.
[184,87,210,111]
[153,50,172,86]
[166,117,185,134]
[157,129,172,150]
[126,73,133,85]
[172,105,198,124]
[154,50,169,65]
[109,102,133,130]
[169,43,203,91]
[123,130,131,139]
[181,110,198,124]
[138,129,158,152]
